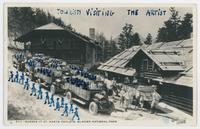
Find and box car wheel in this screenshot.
[107,102,115,115]
[89,101,98,115]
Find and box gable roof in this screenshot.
[98,38,193,87]
[35,23,64,30]
[14,23,102,48]
[98,46,141,76]
[141,49,185,71]
[103,46,141,67]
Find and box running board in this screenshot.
[72,98,86,105]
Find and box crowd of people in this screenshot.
[65,76,90,90]
[26,59,38,67]
[35,67,52,77]
[13,53,24,62]
[68,65,161,114]
[69,64,97,81]
[49,60,60,69]
[118,88,145,112]
[12,52,161,117]
[119,86,161,114]
[8,69,80,121]
[106,77,161,114]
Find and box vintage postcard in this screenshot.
[3,3,197,126]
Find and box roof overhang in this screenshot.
[98,65,136,76]
[141,48,185,72]
[14,23,102,48]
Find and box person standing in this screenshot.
[61,96,65,108]
[72,107,80,121]
[61,103,69,116]
[19,72,25,84]
[24,78,29,90]
[132,95,138,110]
[139,95,144,111]
[124,91,130,112]
[49,94,55,107]
[37,84,43,99]
[14,71,19,83]
[69,102,74,114]
[8,71,14,82]
[30,82,36,96]
[55,98,60,111]
[44,91,50,104]
[120,94,125,108]
[150,90,157,114]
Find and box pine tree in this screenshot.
[156,7,181,42]
[95,32,108,61]
[177,13,193,39]
[118,33,126,51]
[110,38,119,56]
[144,33,152,45]
[118,23,143,51]
[118,23,135,51]
[133,33,141,45]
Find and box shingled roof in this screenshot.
[98,46,140,76]
[98,38,193,87]
[141,49,185,71]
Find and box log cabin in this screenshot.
[98,38,193,115]
[14,23,102,68]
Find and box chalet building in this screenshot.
[14,23,102,68]
[98,39,193,115]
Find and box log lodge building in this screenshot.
[14,23,102,68]
[98,38,193,115]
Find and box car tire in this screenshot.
[107,102,115,115]
[89,101,98,115]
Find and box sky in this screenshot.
[43,6,193,40]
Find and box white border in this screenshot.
[0,0,199,129]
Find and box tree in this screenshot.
[95,32,106,44]
[95,32,108,61]
[34,8,48,27]
[65,24,73,30]
[156,7,181,42]
[156,27,168,42]
[8,7,72,41]
[118,23,142,51]
[47,11,53,23]
[177,13,193,39]
[156,7,193,42]
[118,23,134,51]
[118,33,126,51]
[144,33,152,45]
[8,7,36,46]
[110,38,119,56]
[132,33,141,45]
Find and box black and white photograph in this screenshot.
[3,3,197,126]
